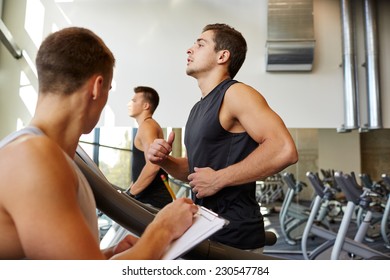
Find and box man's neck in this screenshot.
[197,73,231,98]
[30,94,85,158]
[135,114,152,126]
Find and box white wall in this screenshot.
[1,0,389,135]
[318,129,361,174]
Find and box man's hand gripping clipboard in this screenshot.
[162,206,229,260]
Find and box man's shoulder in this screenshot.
[8,134,60,157]
[224,82,257,101]
[227,81,253,91]
[138,120,163,141]
[1,135,71,181]
[0,134,75,204]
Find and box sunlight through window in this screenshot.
[19,71,38,117]
[24,0,45,48]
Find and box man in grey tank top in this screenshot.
[0,27,198,260]
[148,23,298,251]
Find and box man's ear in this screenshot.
[91,75,104,100]
[143,101,151,111]
[218,50,230,64]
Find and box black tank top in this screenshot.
[131,143,172,209]
[184,79,265,249]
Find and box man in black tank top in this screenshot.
[148,24,298,250]
[126,86,173,209]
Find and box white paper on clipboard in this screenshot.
[162,206,229,260]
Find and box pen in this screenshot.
[161,174,176,200]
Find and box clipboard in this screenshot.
[161,206,229,260]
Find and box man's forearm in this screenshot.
[110,222,172,260]
[160,156,190,182]
[130,164,159,195]
[214,142,298,189]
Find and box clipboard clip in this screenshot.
[196,206,219,222]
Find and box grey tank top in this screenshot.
[0,126,99,244]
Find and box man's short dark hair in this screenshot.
[36,27,115,95]
[134,86,160,113]
[203,23,247,79]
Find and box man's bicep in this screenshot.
[141,125,161,152]
[233,93,280,143]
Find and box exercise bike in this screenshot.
[302,171,390,260]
